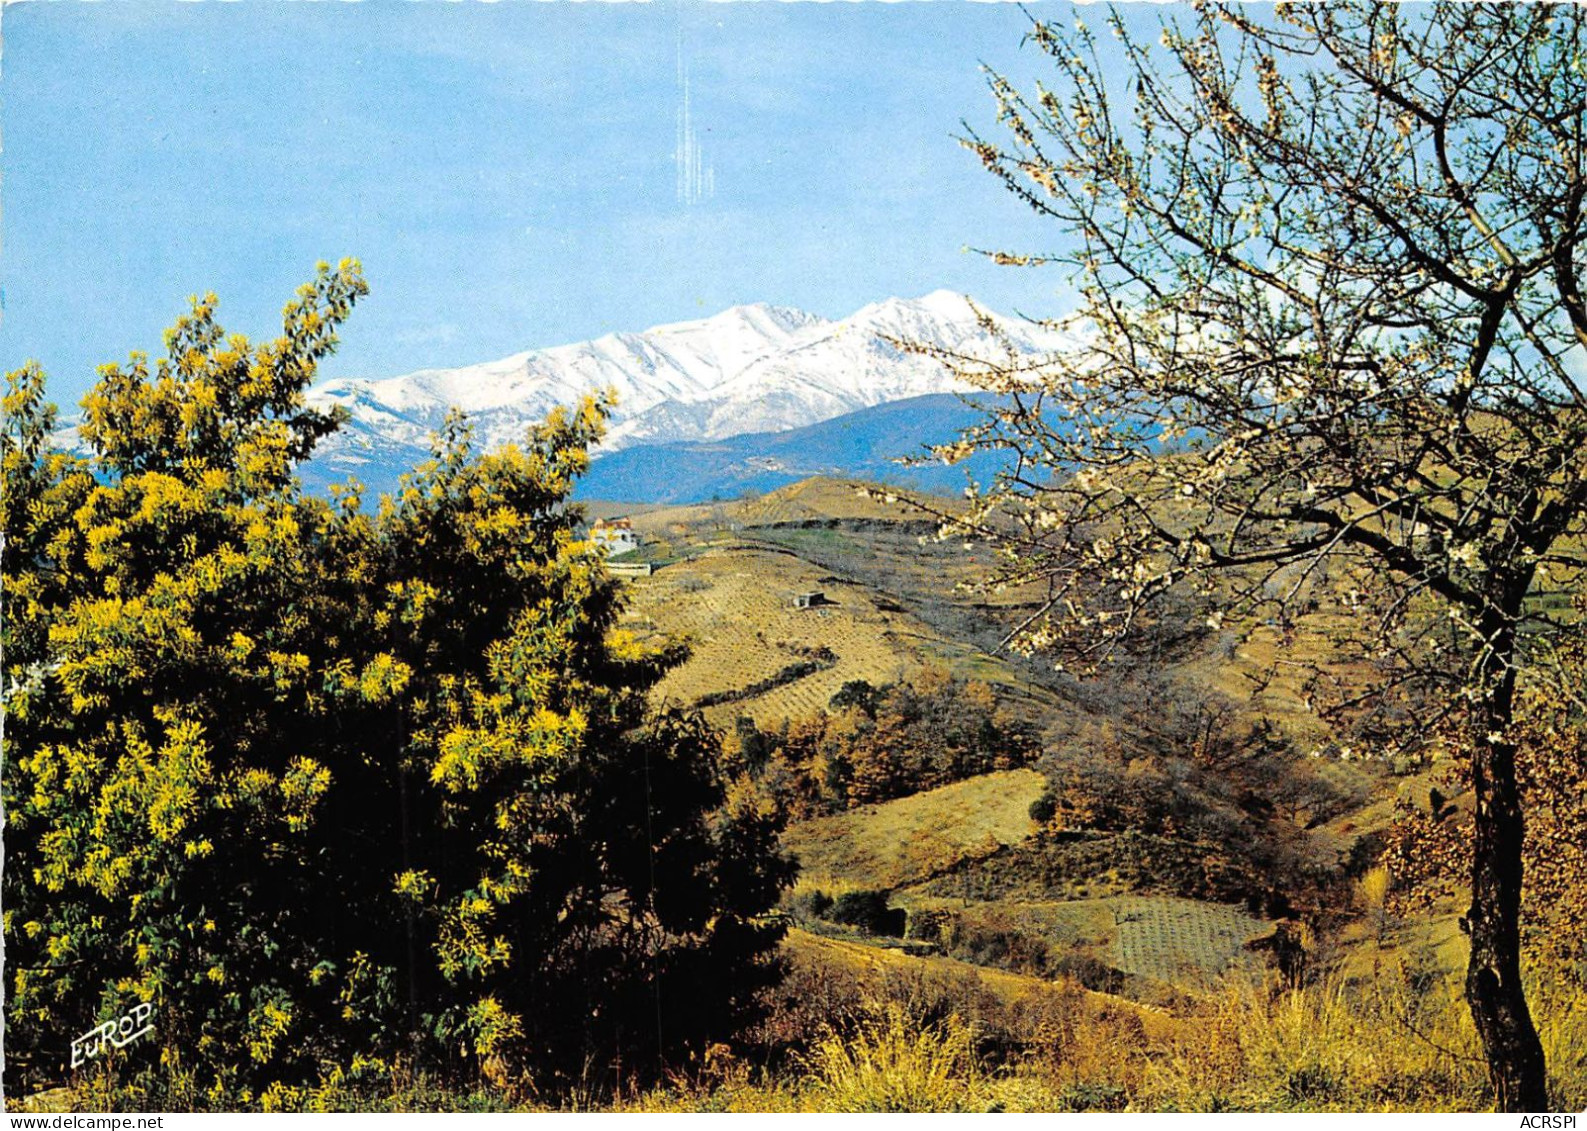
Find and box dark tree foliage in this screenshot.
[1,264,793,1103]
[736,667,1041,818]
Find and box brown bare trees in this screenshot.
[931,3,1587,1110]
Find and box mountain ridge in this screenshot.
[568,393,1012,505]
[302,292,1077,495]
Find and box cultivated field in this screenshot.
[622,541,1033,728]
[780,926,1186,1041]
[609,476,1440,1012]
[783,768,1047,891]
[1106,895,1269,987]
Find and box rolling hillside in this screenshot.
[606,472,1417,1017]
[622,541,1031,729]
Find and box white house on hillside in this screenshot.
[590,517,640,557]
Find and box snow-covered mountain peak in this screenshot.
[826,291,1022,353]
[856,289,972,319]
[646,301,828,342]
[304,293,1074,493]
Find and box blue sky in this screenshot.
[0,0,1157,406]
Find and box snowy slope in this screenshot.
[571,393,1017,505]
[302,292,1075,494]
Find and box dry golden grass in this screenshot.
[783,768,1046,891]
[623,544,962,727]
[735,478,961,526]
[799,1006,987,1111]
[1333,911,1470,984]
[630,937,1585,1112]
[780,927,1182,1039]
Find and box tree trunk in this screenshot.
[1464,637,1548,1111]
[398,760,422,1061]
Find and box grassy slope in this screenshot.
[615,476,1464,999]
[783,768,1047,890]
[781,927,1184,1040]
[895,894,1272,989]
[619,481,1067,729]
[622,543,958,728]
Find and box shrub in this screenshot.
[746,667,1042,816]
[0,268,794,1101]
[791,888,835,922]
[829,891,905,937]
[801,1008,987,1112]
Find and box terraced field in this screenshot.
[619,477,948,540]
[603,476,1381,1005]
[623,545,951,727]
[783,768,1047,890]
[782,928,1186,1042]
[894,893,1271,993]
[1106,895,1269,987]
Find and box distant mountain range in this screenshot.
[299,292,1077,500]
[571,393,1012,505]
